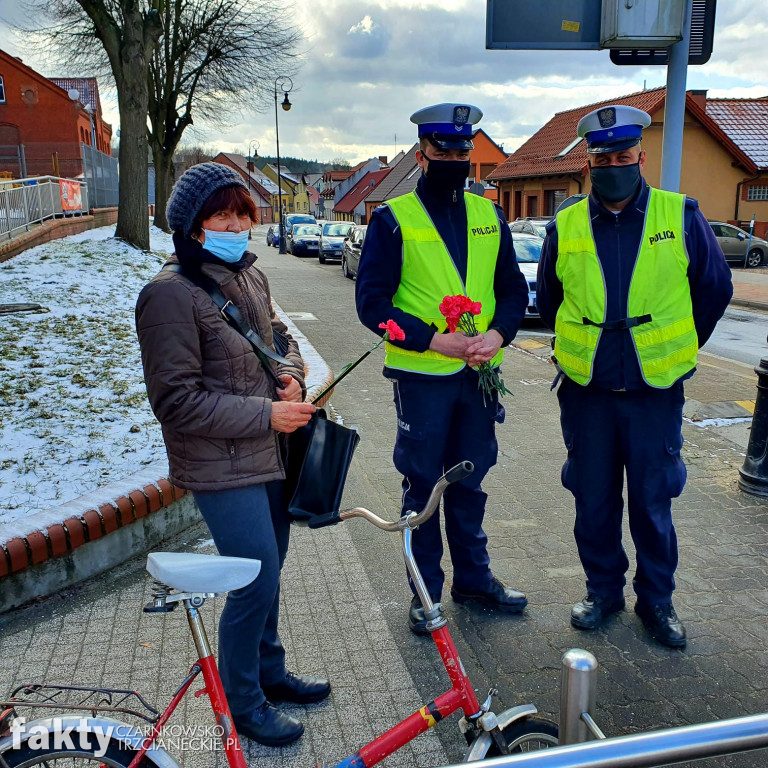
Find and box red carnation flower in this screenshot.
[379,319,406,341]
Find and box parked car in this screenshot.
[341,225,368,279]
[509,231,543,319]
[287,223,321,256]
[319,221,354,263]
[509,217,552,239]
[266,225,279,247]
[708,221,768,268]
[284,213,316,231]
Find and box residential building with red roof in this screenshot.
[213,152,276,224]
[333,168,391,223]
[488,87,768,235]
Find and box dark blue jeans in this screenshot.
[193,481,290,717]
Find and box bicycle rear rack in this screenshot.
[0,684,160,724]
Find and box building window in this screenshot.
[0,77,5,103]
[544,189,567,215]
[747,185,768,201]
[526,195,539,217]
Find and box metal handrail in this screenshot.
[0,175,89,241]
[442,712,768,767]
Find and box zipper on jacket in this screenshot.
[452,189,457,203]
[615,213,625,390]
[228,439,237,471]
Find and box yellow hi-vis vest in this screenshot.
[384,191,503,375]
[554,188,697,388]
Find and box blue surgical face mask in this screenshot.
[201,229,250,263]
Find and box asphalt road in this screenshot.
[702,307,768,366]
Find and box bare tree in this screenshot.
[22,0,163,250]
[148,0,300,230]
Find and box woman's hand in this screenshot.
[270,401,315,433]
[276,374,303,403]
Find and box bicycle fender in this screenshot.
[463,704,538,762]
[0,715,179,768]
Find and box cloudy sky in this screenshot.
[1,0,767,164]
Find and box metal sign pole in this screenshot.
[659,0,694,192]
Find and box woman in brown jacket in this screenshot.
[136,163,327,748]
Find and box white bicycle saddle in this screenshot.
[146,552,261,593]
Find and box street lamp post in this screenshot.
[247,140,260,223]
[274,76,293,254]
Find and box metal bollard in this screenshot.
[560,649,600,745]
[738,356,768,497]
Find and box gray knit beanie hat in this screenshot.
[167,162,248,237]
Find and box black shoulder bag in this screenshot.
[162,264,359,529]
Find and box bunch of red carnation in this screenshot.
[439,295,482,333]
[439,294,511,405]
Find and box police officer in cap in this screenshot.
[537,105,733,648]
[356,103,530,634]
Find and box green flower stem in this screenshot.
[311,335,388,405]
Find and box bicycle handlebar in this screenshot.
[338,461,474,531]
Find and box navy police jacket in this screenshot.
[355,173,529,379]
[537,180,733,391]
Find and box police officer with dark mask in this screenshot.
[355,103,530,634]
[537,105,733,648]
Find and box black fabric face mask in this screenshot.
[589,162,641,203]
[425,158,471,191]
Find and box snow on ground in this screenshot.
[0,225,175,525]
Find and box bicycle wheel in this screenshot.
[488,716,559,755]
[3,738,151,768]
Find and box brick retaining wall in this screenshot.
[0,208,118,263]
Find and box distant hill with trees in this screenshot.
[256,156,351,174]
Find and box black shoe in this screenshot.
[262,671,331,704]
[635,602,687,648]
[408,595,444,636]
[570,594,625,630]
[233,701,304,746]
[451,577,527,614]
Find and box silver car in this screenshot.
[342,225,367,279]
[709,222,767,268]
[509,231,542,319]
[319,222,353,264]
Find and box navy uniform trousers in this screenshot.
[392,366,503,600]
[557,376,687,606]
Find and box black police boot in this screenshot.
[635,602,687,648]
[408,595,444,636]
[451,577,527,614]
[570,594,625,630]
[233,701,304,746]
[262,671,331,704]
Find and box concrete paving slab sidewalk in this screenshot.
[2,230,768,768]
[730,268,768,311]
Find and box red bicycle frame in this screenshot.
[127,605,246,768]
[334,625,481,768]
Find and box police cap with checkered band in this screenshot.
[410,103,483,150]
[577,105,652,154]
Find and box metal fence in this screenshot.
[81,143,118,208]
[0,176,89,241]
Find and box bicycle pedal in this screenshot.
[143,600,177,613]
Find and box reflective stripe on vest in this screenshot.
[384,191,502,375]
[554,188,696,388]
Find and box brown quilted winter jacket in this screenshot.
[135,252,306,491]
